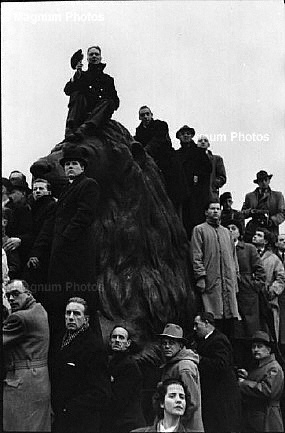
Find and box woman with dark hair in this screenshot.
[132,378,187,432]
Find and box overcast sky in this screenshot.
[2,1,285,223]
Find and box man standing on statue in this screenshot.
[64,45,120,141]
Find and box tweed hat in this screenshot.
[158,323,187,343]
[59,145,88,168]
[251,331,272,347]
[176,125,195,139]
[253,170,273,184]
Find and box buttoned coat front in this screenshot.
[191,222,240,319]
[196,329,241,432]
[239,354,284,432]
[51,327,111,433]
[3,298,51,432]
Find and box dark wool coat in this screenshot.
[3,298,51,432]
[239,354,284,432]
[242,187,285,241]
[135,119,188,209]
[207,150,226,200]
[277,252,285,344]
[107,352,146,432]
[33,173,100,332]
[6,201,33,272]
[235,241,266,339]
[176,144,212,237]
[196,329,241,432]
[24,196,57,288]
[51,326,111,433]
[64,62,119,112]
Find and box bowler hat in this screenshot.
[59,145,88,168]
[176,125,195,139]
[158,323,187,343]
[251,331,272,347]
[253,170,273,184]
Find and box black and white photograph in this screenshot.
[2,1,285,432]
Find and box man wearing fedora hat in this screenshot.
[31,145,101,338]
[238,330,284,432]
[176,127,212,238]
[158,323,204,431]
[242,170,285,243]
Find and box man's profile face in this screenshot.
[5,281,30,312]
[206,203,221,220]
[257,177,270,190]
[87,47,102,65]
[33,181,50,201]
[193,316,208,339]
[65,302,88,332]
[276,234,285,251]
[161,337,182,359]
[178,130,193,144]
[64,160,84,178]
[110,327,131,352]
[139,108,153,126]
[252,231,266,247]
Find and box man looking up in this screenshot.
[64,45,119,141]
[106,325,145,432]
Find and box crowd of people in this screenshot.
[2,44,285,432]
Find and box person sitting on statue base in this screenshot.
[63,45,120,142]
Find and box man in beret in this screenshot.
[64,45,120,141]
[238,331,284,432]
[176,127,212,237]
[242,170,285,242]
[31,145,101,338]
[159,323,204,431]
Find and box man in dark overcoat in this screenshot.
[134,106,185,213]
[194,312,241,432]
[51,297,111,433]
[176,127,212,237]
[25,179,57,301]
[32,145,101,336]
[105,325,146,432]
[242,170,285,242]
[226,219,266,368]
[64,45,120,141]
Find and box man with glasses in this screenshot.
[3,279,51,431]
[197,135,227,201]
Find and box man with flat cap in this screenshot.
[32,145,101,337]
[158,323,204,431]
[242,170,285,243]
[176,126,212,238]
[238,331,284,432]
